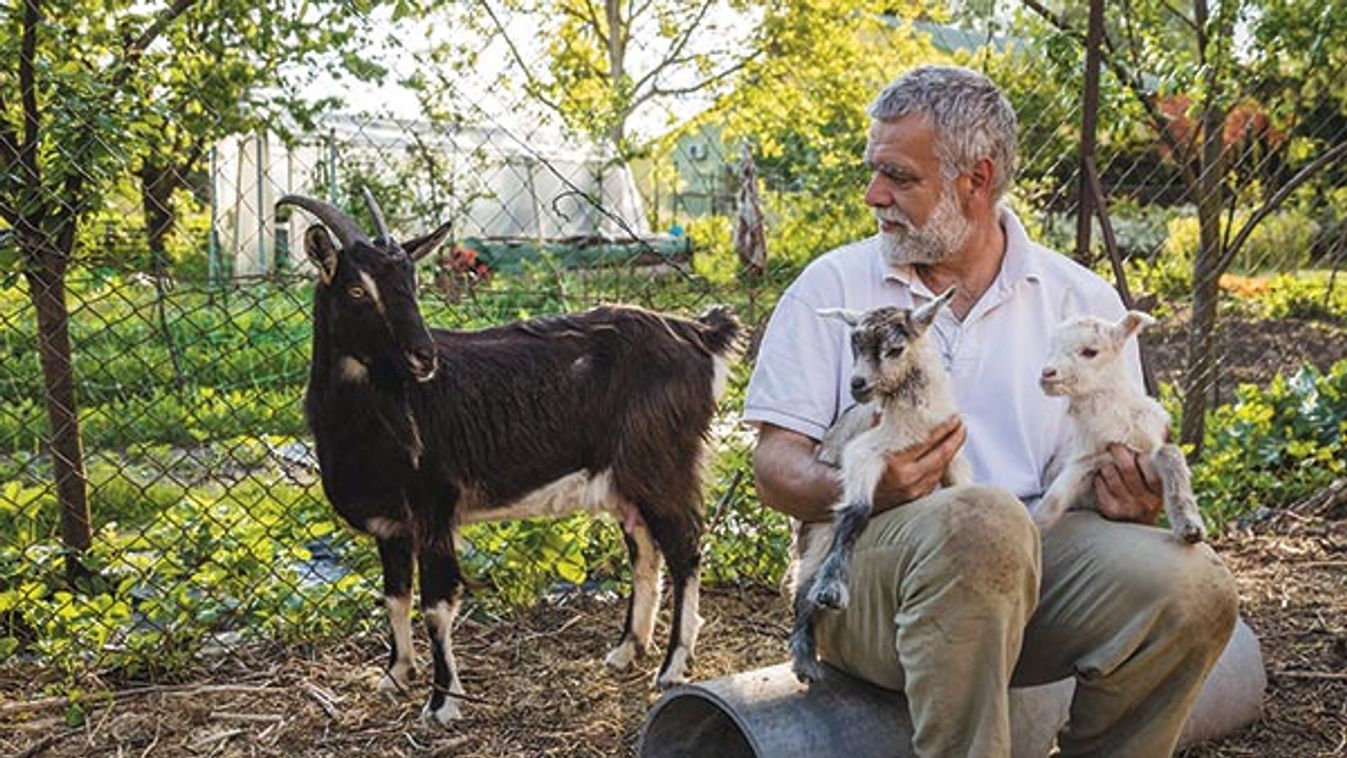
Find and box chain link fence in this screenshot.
[3,0,1346,689]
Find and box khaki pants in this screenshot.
[815,485,1238,758]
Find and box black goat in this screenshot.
[278,193,739,725]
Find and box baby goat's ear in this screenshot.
[1114,310,1156,343]
[305,226,340,284]
[402,221,453,262]
[817,307,865,327]
[912,286,956,330]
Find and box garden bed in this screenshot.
[2,514,1343,758]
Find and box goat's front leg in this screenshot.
[943,453,974,488]
[1152,444,1206,543]
[418,544,466,725]
[605,512,662,672]
[1031,458,1097,532]
[809,454,886,611]
[376,535,416,698]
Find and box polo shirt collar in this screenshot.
[879,205,1043,291]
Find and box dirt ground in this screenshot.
[2,512,1344,758]
[1144,310,1347,391]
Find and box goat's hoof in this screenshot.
[604,639,648,672]
[654,648,692,689]
[377,668,415,699]
[421,693,463,726]
[809,581,849,611]
[791,654,825,684]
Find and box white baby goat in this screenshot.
[1032,311,1206,543]
[789,288,973,683]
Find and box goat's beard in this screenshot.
[876,184,973,267]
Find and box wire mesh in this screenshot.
[1,0,1345,687]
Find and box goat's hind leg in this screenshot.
[808,500,871,610]
[1031,458,1096,531]
[605,513,661,672]
[376,535,417,698]
[645,509,703,688]
[1153,444,1206,543]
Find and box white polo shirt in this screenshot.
[743,207,1143,503]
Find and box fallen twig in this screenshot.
[1271,668,1347,681]
[0,684,286,718]
[15,728,82,758]
[300,681,342,721]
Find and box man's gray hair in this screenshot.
[868,65,1019,200]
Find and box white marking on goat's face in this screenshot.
[1041,315,1129,396]
[358,270,385,314]
[378,595,416,696]
[337,356,369,383]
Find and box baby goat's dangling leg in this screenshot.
[1153,444,1206,543]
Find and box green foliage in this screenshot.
[1164,209,1321,275]
[1192,361,1347,528]
[1245,273,1347,322]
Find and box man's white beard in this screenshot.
[876,186,973,267]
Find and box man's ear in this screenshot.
[305,226,340,284]
[403,221,453,262]
[1114,310,1156,343]
[817,307,865,327]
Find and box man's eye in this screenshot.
[348,286,367,299]
[1081,348,1098,358]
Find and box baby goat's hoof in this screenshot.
[1176,520,1207,544]
[421,692,463,726]
[809,580,849,611]
[791,654,825,684]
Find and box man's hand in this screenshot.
[1093,444,1163,525]
[872,416,966,512]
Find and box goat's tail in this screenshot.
[694,305,742,357]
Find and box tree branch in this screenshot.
[475,0,566,116]
[1020,0,1197,187]
[19,0,41,189]
[1211,140,1347,276]
[630,53,754,112]
[630,0,716,96]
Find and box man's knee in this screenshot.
[1156,543,1239,645]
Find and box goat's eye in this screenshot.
[884,347,904,359]
[1081,347,1098,359]
[348,285,366,299]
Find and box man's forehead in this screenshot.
[866,114,935,154]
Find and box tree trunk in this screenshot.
[1178,103,1228,455]
[23,251,92,582]
[140,162,186,389]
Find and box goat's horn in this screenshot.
[361,186,392,243]
[276,195,370,249]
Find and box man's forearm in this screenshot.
[753,425,843,523]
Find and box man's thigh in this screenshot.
[816,485,1040,691]
[1012,510,1235,687]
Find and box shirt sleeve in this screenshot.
[742,286,846,441]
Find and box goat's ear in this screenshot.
[403,221,453,262]
[911,286,956,330]
[1114,310,1156,343]
[817,307,864,327]
[305,226,340,284]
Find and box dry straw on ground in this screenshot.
[2,511,1344,758]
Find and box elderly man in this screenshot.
[745,65,1238,758]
